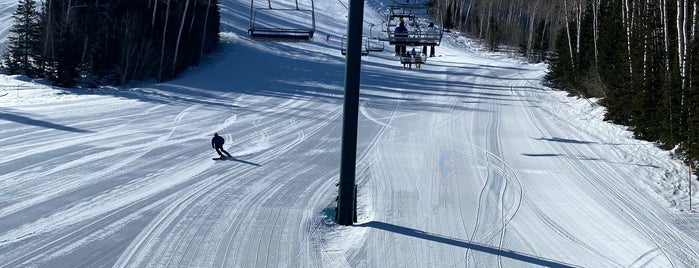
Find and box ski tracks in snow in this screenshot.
[462,69,524,268]
[351,60,527,267]
[512,69,699,267]
[112,91,346,267]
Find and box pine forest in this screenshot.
[435,0,699,164]
[2,0,220,87]
[3,0,699,163]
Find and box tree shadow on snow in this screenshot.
[535,136,596,144]
[357,221,577,268]
[0,110,92,133]
[45,29,543,117]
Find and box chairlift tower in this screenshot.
[246,0,359,225]
[336,0,365,226]
[337,0,443,226]
[246,0,440,226]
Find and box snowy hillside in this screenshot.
[1,0,699,267]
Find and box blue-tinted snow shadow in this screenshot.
[522,153,661,169]
[45,0,544,117]
[0,110,92,133]
[535,136,596,144]
[59,43,518,116]
[56,0,542,115]
[527,136,662,168]
[358,221,578,268]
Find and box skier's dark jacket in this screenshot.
[212,136,225,148]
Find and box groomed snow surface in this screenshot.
[1,0,699,267]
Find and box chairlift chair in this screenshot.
[400,47,426,69]
[341,35,370,56]
[385,2,443,47]
[248,0,316,42]
[367,38,385,52]
[367,23,385,52]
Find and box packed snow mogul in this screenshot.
[211,133,232,159]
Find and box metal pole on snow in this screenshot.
[337,0,365,226]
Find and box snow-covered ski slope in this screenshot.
[1,0,699,267]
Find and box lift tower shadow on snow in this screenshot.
[336,0,365,226]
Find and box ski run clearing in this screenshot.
[1,0,699,267]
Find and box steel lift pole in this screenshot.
[337,0,365,226]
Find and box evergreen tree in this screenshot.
[545,27,575,90]
[29,0,219,87]
[628,2,661,141]
[596,0,632,125]
[51,28,79,87]
[575,5,596,81]
[684,40,699,159]
[2,0,41,76]
[531,19,550,63]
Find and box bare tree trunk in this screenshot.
[152,0,159,27]
[66,0,72,18]
[564,0,575,69]
[526,2,538,60]
[478,2,486,39]
[119,14,135,85]
[662,0,671,72]
[173,0,191,76]
[624,0,633,75]
[464,0,474,31]
[188,1,197,34]
[575,0,582,55]
[485,2,493,49]
[158,0,170,81]
[677,0,688,89]
[592,0,600,65]
[43,0,54,68]
[693,1,697,41]
[81,36,88,64]
[455,0,464,31]
[539,17,549,62]
[201,0,212,61]
[643,32,648,80]
[692,1,697,91]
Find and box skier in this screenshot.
[212,133,232,159]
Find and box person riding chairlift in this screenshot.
[394,21,408,57]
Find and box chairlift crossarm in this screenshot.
[389,13,416,20]
[386,31,442,46]
[341,35,371,55]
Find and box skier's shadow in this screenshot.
[226,157,261,166]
